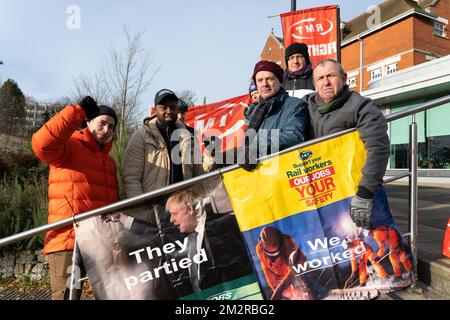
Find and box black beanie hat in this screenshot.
[97,105,118,127]
[285,42,310,65]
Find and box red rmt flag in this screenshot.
[185,94,251,153]
[281,5,341,67]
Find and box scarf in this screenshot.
[246,99,269,133]
[246,88,287,132]
[156,120,183,184]
[316,85,351,114]
[284,63,313,81]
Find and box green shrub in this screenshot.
[0,152,48,183]
[0,175,48,254]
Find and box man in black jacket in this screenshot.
[282,43,315,98]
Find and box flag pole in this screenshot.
[268,0,296,18]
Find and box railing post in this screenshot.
[408,114,421,292]
[69,238,79,300]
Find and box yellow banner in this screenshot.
[223,131,366,231]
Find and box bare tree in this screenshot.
[69,71,110,105]
[106,25,159,146]
[175,90,198,107]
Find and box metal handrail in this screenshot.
[409,114,419,290]
[383,172,410,184]
[385,94,450,122]
[1,93,450,252]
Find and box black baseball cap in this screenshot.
[154,89,179,105]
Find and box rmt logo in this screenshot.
[289,17,334,40]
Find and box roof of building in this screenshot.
[342,0,436,42]
[418,0,440,8]
[268,28,284,46]
[274,35,284,44]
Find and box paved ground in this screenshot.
[385,183,450,249]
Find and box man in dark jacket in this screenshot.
[241,60,309,170]
[282,43,315,98]
[304,59,390,228]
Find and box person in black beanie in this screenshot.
[283,42,315,98]
[31,95,119,300]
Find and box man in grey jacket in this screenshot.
[304,59,390,228]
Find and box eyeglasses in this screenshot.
[288,54,305,61]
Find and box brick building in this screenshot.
[259,0,449,91]
[259,29,286,69]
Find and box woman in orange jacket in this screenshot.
[32,96,119,300]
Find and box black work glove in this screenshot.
[79,96,99,120]
[350,195,373,228]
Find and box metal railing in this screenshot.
[1,94,450,290]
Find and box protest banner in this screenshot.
[223,131,413,300]
[185,94,251,153]
[281,5,340,67]
[76,131,412,300]
[76,176,262,300]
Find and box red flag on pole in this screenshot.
[281,5,341,67]
[185,94,251,153]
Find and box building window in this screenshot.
[433,21,446,37]
[347,76,357,88]
[371,67,383,80]
[390,103,450,169]
[391,135,450,169]
[370,64,398,81]
[386,63,398,75]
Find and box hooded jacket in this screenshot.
[32,105,119,254]
[304,90,390,197]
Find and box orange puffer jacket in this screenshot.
[32,105,119,254]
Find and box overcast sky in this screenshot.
[0,0,377,118]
